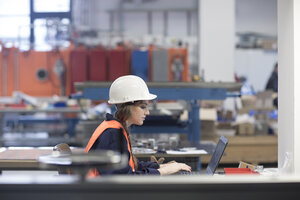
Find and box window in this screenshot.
[0,0,71,50]
[34,0,70,12]
[0,0,30,46]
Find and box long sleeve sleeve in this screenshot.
[90,128,160,175]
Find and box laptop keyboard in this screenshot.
[176,170,203,175]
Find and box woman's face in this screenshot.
[127,101,150,126]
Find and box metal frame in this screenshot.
[29,0,73,45]
[74,82,241,142]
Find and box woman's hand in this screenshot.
[159,160,176,168]
[158,162,191,175]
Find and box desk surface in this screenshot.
[0,148,84,169]
[133,148,208,158]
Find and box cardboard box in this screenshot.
[217,122,233,129]
[260,39,277,50]
[255,112,269,121]
[256,91,274,109]
[241,95,257,109]
[201,100,223,108]
[216,122,236,137]
[218,110,234,121]
[255,121,269,135]
[200,108,217,121]
[201,120,216,137]
[200,108,217,137]
[237,123,255,135]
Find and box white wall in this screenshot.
[73,0,198,37]
[235,49,277,92]
[236,0,277,36]
[235,0,278,91]
[199,0,235,82]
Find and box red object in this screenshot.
[5,103,26,108]
[70,50,88,93]
[224,168,259,175]
[89,50,107,81]
[108,50,129,81]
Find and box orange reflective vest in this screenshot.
[85,120,135,177]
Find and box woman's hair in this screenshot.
[114,101,144,169]
[114,100,144,124]
[114,103,133,125]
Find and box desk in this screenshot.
[0,147,209,171]
[0,148,84,171]
[0,148,53,170]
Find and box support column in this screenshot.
[278,0,300,174]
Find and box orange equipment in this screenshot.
[168,47,190,82]
[0,47,71,97]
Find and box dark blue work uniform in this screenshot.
[90,113,160,175]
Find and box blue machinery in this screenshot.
[75,82,241,142]
[0,108,81,137]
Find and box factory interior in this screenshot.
[1,0,300,199]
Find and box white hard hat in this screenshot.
[108,75,157,104]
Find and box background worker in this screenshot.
[85,75,191,175]
[266,62,278,108]
[266,62,278,92]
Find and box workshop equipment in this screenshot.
[53,58,66,96]
[108,49,130,81]
[151,49,168,81]
[89,49,107,81]
[70,50,88,93]
[131,49,149,81]
[168,47,189,82]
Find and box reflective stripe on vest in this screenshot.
[85,120,135,176]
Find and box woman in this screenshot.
[85,75,191,175]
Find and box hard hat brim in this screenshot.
[108,93,157,104]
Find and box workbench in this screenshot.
[74,81,241,142]
[0,107,81,146]
[201,135,278,165]
[0,146,209,171]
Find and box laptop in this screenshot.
[178,135,228,175]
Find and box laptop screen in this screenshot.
[206,136,228,175]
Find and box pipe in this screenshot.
[14,48,19,91]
